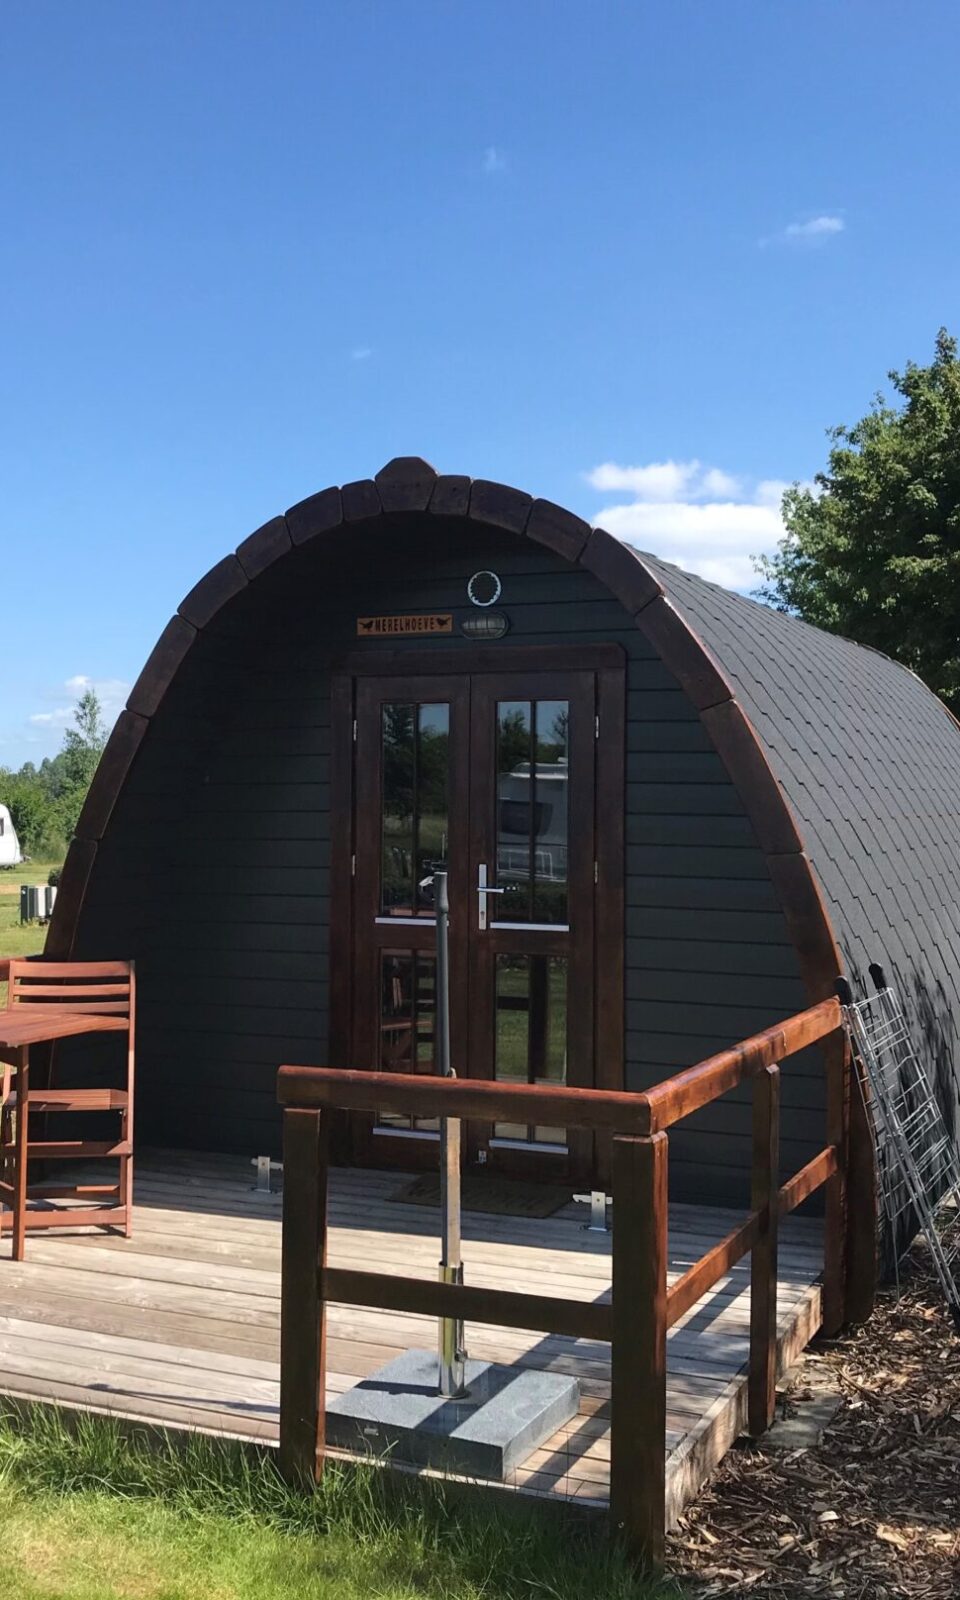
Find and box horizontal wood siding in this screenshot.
[70,519,822,1202]
[620,631,815,1205]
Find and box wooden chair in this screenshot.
[0,960,136,1241]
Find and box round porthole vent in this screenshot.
[467,570,502,607]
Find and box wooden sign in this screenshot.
[356,613,453,638]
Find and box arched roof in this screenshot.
[47,455,842,1032]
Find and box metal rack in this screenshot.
[838,964,960,1330]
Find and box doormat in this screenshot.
[391,1173,571,1219]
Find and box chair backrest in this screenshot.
[7,960,134,1019]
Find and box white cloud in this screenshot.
[753,478,792,508]
[587,460,803,592]
[29,675,130,733]
[700,466,742,498]
[785,214,844,241]
[588,460,693,500]
[587,459,746,503]
[29,707,75,729]
[350,346,372,361]
[482,145,506,174]
[761,213,845,248]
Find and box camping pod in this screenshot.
[46,458,960,1232]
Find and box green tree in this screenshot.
[0,688,109,858]
[0,770,51,854]
[53,689,108,841]
[60,689,108,790]
[758,328,960,710]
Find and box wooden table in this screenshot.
[0,1008,129,1261]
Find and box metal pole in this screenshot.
[434,871,465,1397]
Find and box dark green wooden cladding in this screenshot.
[70,519,819,1202]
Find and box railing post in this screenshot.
[749,1063,780,1437]
[822,1027,850,1335]
[610,1130,668,1568]
[279,1106,329,1485]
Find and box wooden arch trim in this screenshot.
[44,453,875,1317]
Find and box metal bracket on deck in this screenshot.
[573,1190,611,1232]
[251,1155,283,1194]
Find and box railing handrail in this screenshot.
[277,1063,653,1129]
[277,996,842,1134]
[641,997,841,1131]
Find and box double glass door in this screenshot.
[348,669,597,1181]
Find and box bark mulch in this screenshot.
[668,1237,960,1599]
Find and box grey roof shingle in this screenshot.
[637,550,960,1146]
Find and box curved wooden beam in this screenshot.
[42,453,875,1319]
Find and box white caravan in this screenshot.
[0,804,22,867]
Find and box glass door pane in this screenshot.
[493,953,568,1147]
[378,951,440,1132]
[381,703,450,917]
[495,699,569,926]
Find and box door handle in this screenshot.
[477,864,516,931]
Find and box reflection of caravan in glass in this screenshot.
[0,804,22,868]
[497,760,568,882]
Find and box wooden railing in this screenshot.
[276,995,850,1568]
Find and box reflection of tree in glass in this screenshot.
[549,707,568,750]
[417,719,448,842]
[537,704,568,764]
[382,705,415,809]
[498,707,530,774]
[381,705,450,912]
[416,712,450,904]
[382,705,415,910]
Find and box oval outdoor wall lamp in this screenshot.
[460,612,510,640]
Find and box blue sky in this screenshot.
[1,0,957,766]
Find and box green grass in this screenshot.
[0,1409,680,1600]
[1,859,63,886]
[0,861,60,1001]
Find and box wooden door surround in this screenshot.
[328,645,625,1182]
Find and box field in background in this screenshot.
[0,860,61,890]
[0,861,60,997]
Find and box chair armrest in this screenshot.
[0,955,46,974]
[0,956,38,986]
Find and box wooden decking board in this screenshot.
[106,1165,815,1249]
[25,1198,820,1284]
[88,1178,822,1263]
[0,1150,823,1524]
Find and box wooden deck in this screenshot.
[0,1150,823,1526]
